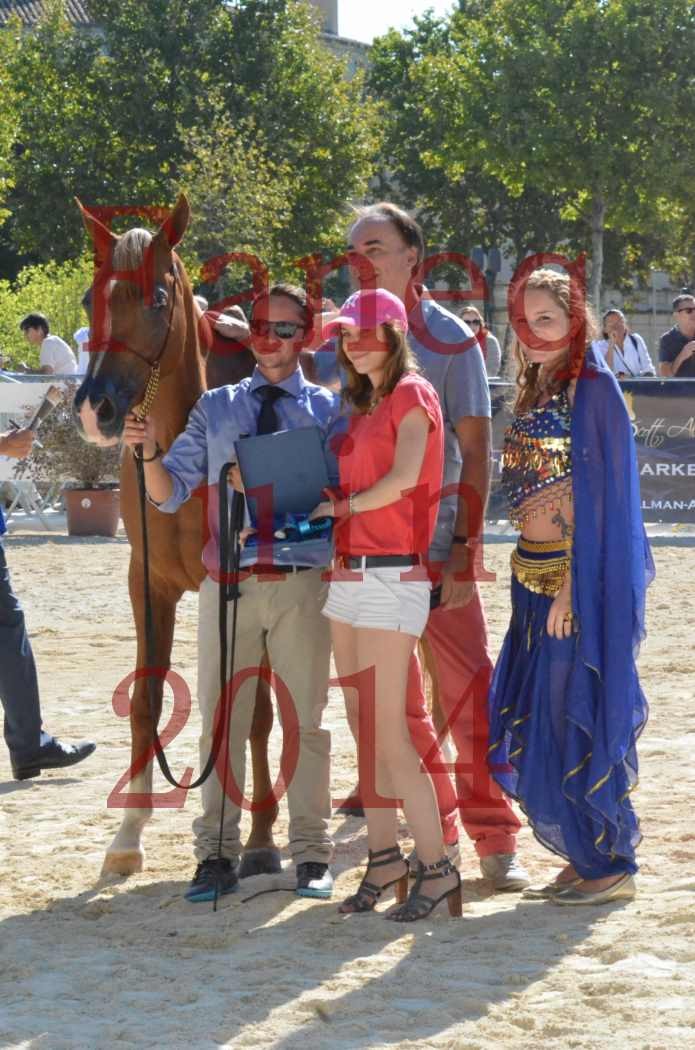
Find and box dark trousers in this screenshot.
[0,542,42,763]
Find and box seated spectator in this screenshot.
[593,309,655,377]
[460,306,501,377]
[19,313,77,375]
[659,292,695,378]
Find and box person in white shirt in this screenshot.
[593,309,655,378]
[73,326,90,375]
[19,313,77,375]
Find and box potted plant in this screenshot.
[14,384,122,536]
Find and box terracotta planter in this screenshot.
[63,485,120,537]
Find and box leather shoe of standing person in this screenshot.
[11,737,96,781]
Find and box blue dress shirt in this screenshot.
[155,366,345,576]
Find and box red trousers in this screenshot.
[406,584,521,858]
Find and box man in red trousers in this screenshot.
[312,203,529,891]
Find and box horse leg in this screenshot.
[238,661,282,877]
[102,571,178,876]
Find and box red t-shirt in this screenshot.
[334,372,444,556]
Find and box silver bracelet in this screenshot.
[348,491,359,515]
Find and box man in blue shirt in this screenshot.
[123,283,342,903]
[0,427,95,779]
[313,203,529,892]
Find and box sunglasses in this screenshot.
[677,306,695,315]
[463,318,481,327]
[250,319,305,339]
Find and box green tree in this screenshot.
[422,0,695,308]
[178,110,297,294]
[0,25,20,225]
[4,0,226,261]
[3,0,377,273]
[367,15,573,267]
[219,0,377,261]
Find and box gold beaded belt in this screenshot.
[511,538,570,597]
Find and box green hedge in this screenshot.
[0,256,93,369]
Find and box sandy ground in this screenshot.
[0,529,694,1050]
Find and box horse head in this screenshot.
[74,195,198,446]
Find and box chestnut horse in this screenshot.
[74,195,280,877]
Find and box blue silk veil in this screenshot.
[566,345,655,866]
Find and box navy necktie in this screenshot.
[255,385,290,435]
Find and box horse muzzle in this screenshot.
[73,377,136,446]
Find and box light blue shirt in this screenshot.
[155,366,344,575]
[314,294,491,561]
[408,298,491,560]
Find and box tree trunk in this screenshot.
[589,194,606,313]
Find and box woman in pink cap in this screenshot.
[310,287,462,921]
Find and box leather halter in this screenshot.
[129,262,179,422]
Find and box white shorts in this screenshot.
[322,565,431,637]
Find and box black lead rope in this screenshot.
[213,463,245,911]
[137,451,283,910]
[134,459,241,794]
[214,467,296,908]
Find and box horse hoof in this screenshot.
[238,848,282,878]
[101,849,144,876]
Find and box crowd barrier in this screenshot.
[2,375,694,523]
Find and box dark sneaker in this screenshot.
[296,862,333,899]
[11,738,96,781]
[184,857,238,903]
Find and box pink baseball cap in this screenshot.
[322,288,408,339]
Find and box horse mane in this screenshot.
[112,228,153,272]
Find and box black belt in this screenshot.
[339,554,421,569]
[244,563,314,575]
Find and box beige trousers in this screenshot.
[192,569,332,865]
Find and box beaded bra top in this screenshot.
[501,389,572,530]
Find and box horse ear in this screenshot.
[158,194,190,250]
[76,198,118,268]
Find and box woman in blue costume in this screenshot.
[489,268,653,905]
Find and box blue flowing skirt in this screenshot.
[488,554,644,879]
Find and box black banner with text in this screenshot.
[489,379,695,524]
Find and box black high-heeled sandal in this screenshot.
[386,855,462,922]
[338,845,409,914]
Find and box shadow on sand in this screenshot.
[0,829,619,1050]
